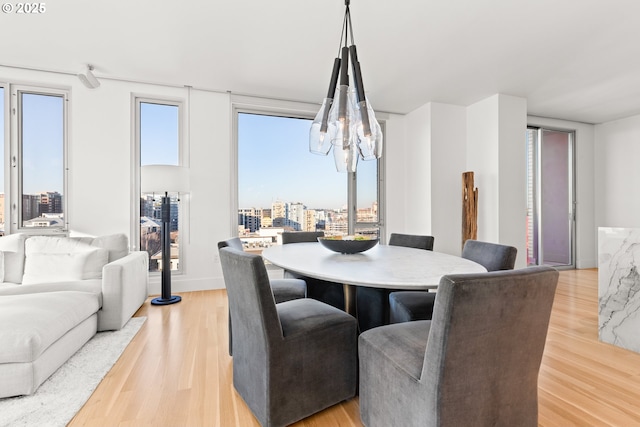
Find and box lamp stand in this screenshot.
[151,192,181,305]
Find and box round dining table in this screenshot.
[261,242,487,316]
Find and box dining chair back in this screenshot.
[218,238,306,356]
[217,237,244,251]
[388,239,517,324]
[219,247,357,427]
[357,233,435,331]
[388,233,435,250]
[281,231,325,244]
[461,239,517,271]
[281,231,345,310]
[360,266,559,427]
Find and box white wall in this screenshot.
[177,89,231,291]
[402,103,433,235]
[498,95,528,268]
[394,102,467,256]
[595,114,640,229]
[429,103,467,255]
[529,116,596,268]
[467,96,501,242]
[381,113,408,238]
[466,94,527,268]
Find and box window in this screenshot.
[9,86,68,233]
[236,110,384,251]
[135,98,185,272]
[0,85,5,235]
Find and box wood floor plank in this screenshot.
[68,269,640,426]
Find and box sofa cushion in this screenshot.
[0,234,28,283]
[24,236,110,283]
[0,251,4,282]
[0,279,103,306]
[0,291,100,364]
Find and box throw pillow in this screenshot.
[90,233,129,262]
[80,247,109,279]
[22,252,92,285]
[0,234,28,283]
[25,236,110,280]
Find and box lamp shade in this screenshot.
[141,165,190,194]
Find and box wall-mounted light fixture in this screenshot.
[78,64,100,89]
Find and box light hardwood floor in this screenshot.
[69,269,640,426]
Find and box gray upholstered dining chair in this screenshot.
[388,233,435,250]
[356,233,435,331]
[281,231,346,310]
[281,230,325,245]
[359,266,559,427]
[219,246,358,427]
[218,237,306,355]
[388,239,517,324]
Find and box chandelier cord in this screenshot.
[338,8,348,55]
[346,5,355,46]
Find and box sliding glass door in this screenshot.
[526,126,575,268]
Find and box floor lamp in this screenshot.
[141,165,190,305]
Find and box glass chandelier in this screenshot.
[309,0,383,173]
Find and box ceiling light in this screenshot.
[309,0,382,173]
[78,65,100,89]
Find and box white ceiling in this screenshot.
[2,0,640,124]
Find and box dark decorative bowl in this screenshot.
[318,237,379,254]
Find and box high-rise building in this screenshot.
[22,194,40,222]
[39,191,63,215]
[261,209,272,228]
[303,209,316,231]
[239,207,262,233]
[272,200,286,227]
[140,195,154,218]
[288,202,305,231]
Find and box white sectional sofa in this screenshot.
[0,233,149,398]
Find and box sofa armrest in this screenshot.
[98,251,149,331]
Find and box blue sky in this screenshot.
[238,113,377,210]
[20,93,64,194]
[140,102,179,166]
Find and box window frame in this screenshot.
[132,95,189,274]
[1,84,7,232]
[232,96,385,242]
[9,84,69,234]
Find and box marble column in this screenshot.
[598,227,640,353]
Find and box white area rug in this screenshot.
[0,317,146,427]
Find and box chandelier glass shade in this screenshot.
[309,0,382,173]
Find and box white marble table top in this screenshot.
[262,242,487,290]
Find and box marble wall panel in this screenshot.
[598,227,640,353]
